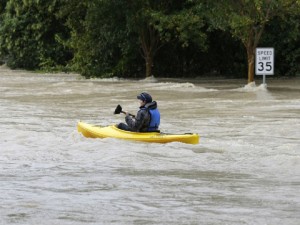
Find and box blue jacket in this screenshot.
[125,101,160,132]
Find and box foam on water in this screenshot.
[1,67,299,224]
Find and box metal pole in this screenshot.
[263,74,266,85]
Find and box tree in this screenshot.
[0,0,71,70]
[61,0,207,78]
[0,0,7,14]
[207,0,300,83]
[127,0,207,78]
[262,13,300,76]
[59,0,141,78]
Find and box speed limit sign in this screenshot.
[255,48,274,75]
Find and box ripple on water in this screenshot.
[0,68,299,224]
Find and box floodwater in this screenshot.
[1,65,299,225]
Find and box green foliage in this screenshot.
[59,0,138,78]
[205,0,300,81]
[120,0,208,77]
[151,5,207,49]
[262,14,300,76]
[61,0,209,78]
[0,0,71,70]
[0,0,6,13]
[0,0,299,79]
[154,30,246,77]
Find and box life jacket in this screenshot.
[147,108,160,131]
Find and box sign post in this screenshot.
[255,48,274,85]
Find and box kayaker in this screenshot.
[117,92,160,132]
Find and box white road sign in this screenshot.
[255,48,274,75]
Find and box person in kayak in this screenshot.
[117,92,160,132]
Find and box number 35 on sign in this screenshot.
[255,48,274,75]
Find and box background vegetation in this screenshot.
[0,0,299,82]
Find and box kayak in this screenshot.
[77,121,199,144]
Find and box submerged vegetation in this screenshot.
[0,0,299,82]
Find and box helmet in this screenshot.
[137,92,152,103]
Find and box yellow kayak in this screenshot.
[77,121,199,144]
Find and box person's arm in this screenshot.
[125,110,146,131]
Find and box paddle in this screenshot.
[114,105,135,118]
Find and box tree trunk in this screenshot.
[247,46,255,83]
[145,55,153,78]
[139,25,162,78]
[244,26,256,84]
[245,24,264,84]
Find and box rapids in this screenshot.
[1,65,299,224]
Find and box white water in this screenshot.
[1,65,299,224]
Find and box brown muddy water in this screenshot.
[1,65,299,224]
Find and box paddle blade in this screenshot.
[114,105,122,114]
